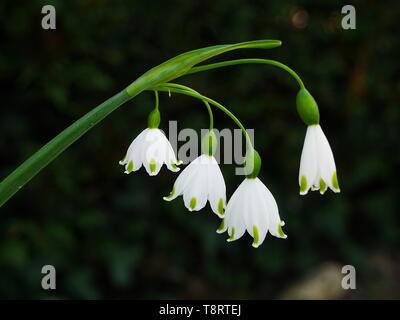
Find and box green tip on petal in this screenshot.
[319,178,327,194]
[300,175,308,194]
[170,162,178,170]
[217,219,225,233]
[149,159,157,173]
[228,227,235,241]
[164,186,176,200]
[332,171,340,191]
[189,197,197,210]
[278,222,287,238]
[126,160,134,173]
[252,226,260,248]
[217,198,225,216]
[119,154,127,164]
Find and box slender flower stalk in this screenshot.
[158,83,214,130]
[141,86,227,216]
[153,84,254,149]
[186,58,305,89]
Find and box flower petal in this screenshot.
[315,125,340,193]
[299,125,319,195]
[164,157,203,201]
[260,181,287,239]
[207,156,226,218]
[182,163,208,211]
[225,179,248,242]
[120,129,148,165]
[244,179,269,248]
[122,129,149,173]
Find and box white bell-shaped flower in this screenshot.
[218,177,287,248]
[163,154,226,217]
[119,128,182,176]
[299,125,340,195]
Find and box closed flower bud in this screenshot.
[147,108,161,129]
[296,88,320,125]
[201,130,218,156]
[244,149,262,179]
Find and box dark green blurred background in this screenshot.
[0,0,399,299]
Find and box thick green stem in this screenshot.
[185,58,305,89]
[0,89,136,207]
[154,84,253,149]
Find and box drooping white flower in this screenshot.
[299,124,340,195]
[218,177,287,248]
[119,128,182,176]
[163,154,226,217]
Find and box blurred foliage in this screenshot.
[0,0,399,299]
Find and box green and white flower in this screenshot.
[218,177,287,248]
[119,128,182,176]
[299,124,340,195]
[163,154,226,217]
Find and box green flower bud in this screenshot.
[201,130,218,156]
[147,108,160,129]
[296,88,320,125]
[244,149,262,179]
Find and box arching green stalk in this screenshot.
[185,58,305,89]
[161,83,214,130]
[0,90,133,207]
[154,83,253,149]
[205,101,213,131]
[154,90,159,110]
[125,40,281,96]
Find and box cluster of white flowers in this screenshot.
[120,121,339,248]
